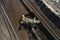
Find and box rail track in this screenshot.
[0,0,60,40]
[20,0,60,40]
[0,4,18,40]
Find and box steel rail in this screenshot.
[0,4,19,40]
[21,0,60,40]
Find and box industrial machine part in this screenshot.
[18,13,55,40]
[42,0,60,17]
